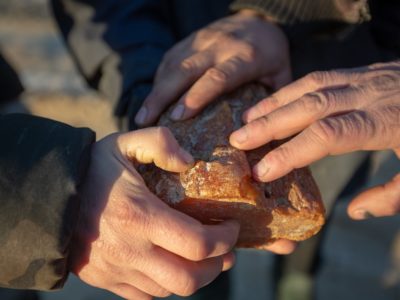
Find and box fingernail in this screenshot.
[135,107,148,124]
[179,148,194,165]
[254,160,270,179]
[170,104,185,121]
[352,209,374,220]
[232,129,248,144]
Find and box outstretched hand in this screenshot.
[135,9,291,126]
[230,61,400,182]
[69,127,240,299]
[230,61,400,222]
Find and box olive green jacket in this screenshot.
[0,114,94,290]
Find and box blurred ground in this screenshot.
[0,0,118,139]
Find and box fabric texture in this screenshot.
[0,114,95,290]
[230,0,370,24]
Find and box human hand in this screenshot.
[230,61,400,183]
[348,150,400,220]
[69,127,240,299]
[135,10,291,126]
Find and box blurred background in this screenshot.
[0,0,117,139]
[1,1,400,300]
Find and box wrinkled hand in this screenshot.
[69,127,240,299]
[230,61,400,181]
[135,10,291,126]
[230,61,400,222]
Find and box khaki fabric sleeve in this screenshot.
[230,0,370,24]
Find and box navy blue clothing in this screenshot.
[52,0,232,129]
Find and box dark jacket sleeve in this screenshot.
[230,0,370,24]
[0,53,24,103]
[0,114,95,290]
[51,0,175,126]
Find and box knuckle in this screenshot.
[367,73,400,93]
[301,92,330,114]
[346,111,377,142]
[205,67,229,84]
[134,146,148,163]
[239,44,258,62]
[378,105,400,129]
[255,115,272,132]
[367,62,388,70]
[305,71,330,88]
[114,200,150,231]
[179,58,198,77]
[196,28,215,41]
[308,119,338,148]
[114,201,136,223]
[269,146,293,167]
[221,30,241,42]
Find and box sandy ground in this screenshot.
[0,0,118,139]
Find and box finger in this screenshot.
[135,52,214,126]
[222,252,236,271]
[232,87,362,149]
[395,148,400,160]
[150,206,240,261]
[119,127,194,172]
[255,239,297,255]
[110,283,152,300]
[170,56,261,121]
[243,69,361,123]
[141,247,224,297]
[348,174,400,220]
[127,272,172,298]
[153,40,196,84]
[251,111,378,182]
[242,94,280,124]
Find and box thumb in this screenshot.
[118,127,194,173]
[348,173,400,220]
